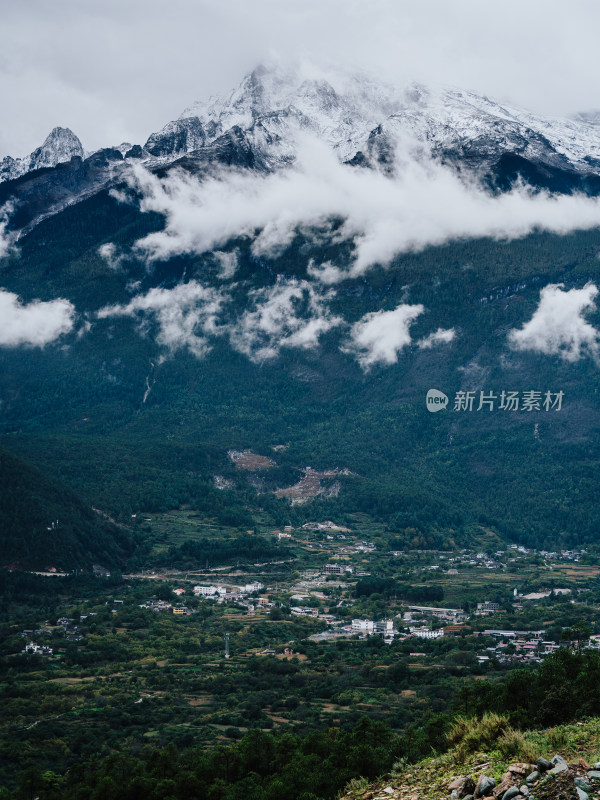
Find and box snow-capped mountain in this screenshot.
[144,64,600,175]
[0,127,84,183]
[4,63,600,235]
[372,84,600,171]
[171,63,403,164]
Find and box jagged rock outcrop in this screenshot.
[145,117,206,157]
[0,127,84,182]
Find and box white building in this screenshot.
[23,641,53,655]
[374,619,395,635]
[241,582,264,593]
[193,585,227,597]
[352,619,375,634]
[410,626,444,639]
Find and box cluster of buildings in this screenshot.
[351,618,395,637]
[322,563,353,576]
[302,521,351,533]
[22,641,53,656]
[538,548,586,562]
[139,600,175,613]
[404,546,589,576]
[19,615,89,656]
[191,581,264,599]
[478,630,559,665]
[138,581,272,617]
[403,605,466,623]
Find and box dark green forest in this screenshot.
[1,187,600,568]
[5,647,600,800]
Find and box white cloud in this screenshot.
[343,303,424,369]
[98,242,124,271]
[213,250,239,280]
[96,276,343,362]
[97,281,225,358]
[229,278,342,361]
[124,139,600,282]
[508,282,600,362]
[0,289,75,347]
[0,202,17,259]
[417,327,456,349]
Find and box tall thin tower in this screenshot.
[224,632,230,659]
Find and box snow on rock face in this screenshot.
[145,117,206,157]
[374,84,600,170]
[178,63,404,163]
[152,64,600,174]
[4,64,600,191]
[28,127,84,170]
[0,127,84,183]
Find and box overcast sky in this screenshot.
[2,0,600,157]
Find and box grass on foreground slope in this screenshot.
[343,714,600,800]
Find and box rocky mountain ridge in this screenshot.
[3,64,600,204]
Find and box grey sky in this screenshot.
[1,0,600,157]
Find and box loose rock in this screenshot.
[549,762,568,775]
[475,777,496,798]
[537,759,553,773]
[493,778,515,798]
[449,777,475,797]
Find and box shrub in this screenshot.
[447,713,511,753]
[546,727,569,751]
[497,729,537,762]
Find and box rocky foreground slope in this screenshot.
[342,718,600,800]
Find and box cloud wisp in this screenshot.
[229,278,343,362]
[96,276,454,370]
[121,138,600,282]
[0,289,75,347]
[417,327,456,349]
[0,202,17,259]
[343,303,425,369]
[98,242,125,271]
[97,281,225,359]
[96,278,341,363]
[508,282,600,362]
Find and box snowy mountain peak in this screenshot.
[150,64,600,174]
[28,127,84,171]
[0,126,84,183]
[176,62,403,162]
[4,63,600,214]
